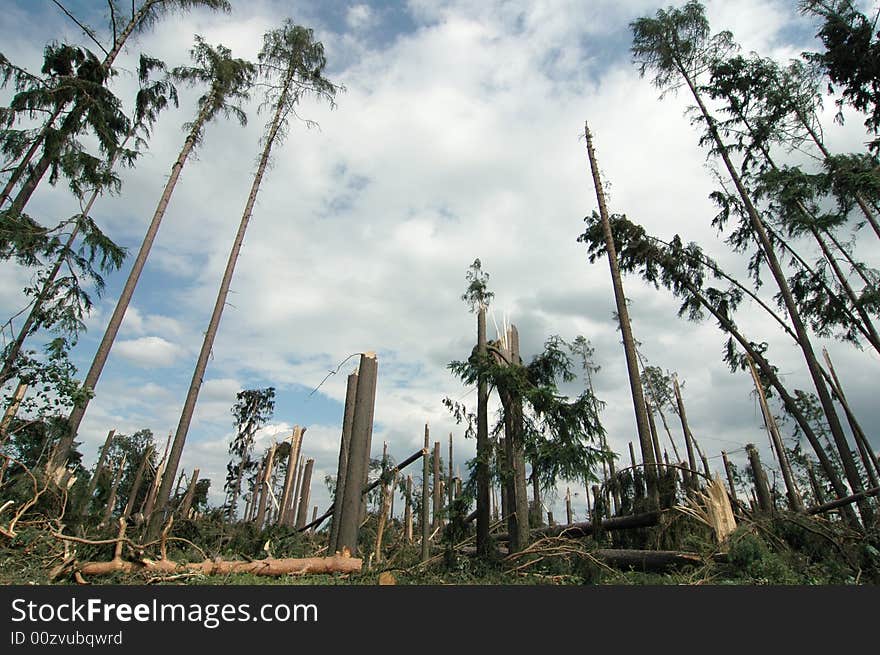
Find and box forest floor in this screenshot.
[2,510,877,585]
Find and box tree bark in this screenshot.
[254,444,277,529]
[722,451,739,505]
[295,458,314,529]
[330,373,358,550]
[421,425,431,561]
[746,444,773,513]
[404,474,413,543]
[336,353,378,556]
[476,306,491,556]
[78,554,362,577]
[279,426,304,527]
[178,468,200,519]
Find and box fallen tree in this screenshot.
[77,554,362,577]
[54,517,362,579]
[495,510,661,541]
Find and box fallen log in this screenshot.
[495,511,661,542]
[77,554,362,577]
[806,486,880,516]
[591,549,702,572]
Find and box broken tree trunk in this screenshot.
[722,451,739,505]
[672,375,698,491]
[746,444,774,513]
[178,468,200,519]
[336,352,378,556]
[295,458,314,530]
[432,440,442,531]
[531,467,544,527]
[279,425,304,527]
[421,425,430,561]
[0,381,27,442]
[747,356,805,512]
[143,433,172,525]
[100,455,126,526]
[405,474,413,542]
[646,398,663,476]
[374,471,397,563]
[85,429,116,507]
[566,487,573,525]
[330,372,358,550]
[254,444,277,529]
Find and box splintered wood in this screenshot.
[676,476,737,543]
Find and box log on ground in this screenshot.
[77,554,362,577]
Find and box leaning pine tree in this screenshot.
[630,0,872,526]
[1,0,231,213]
[148,21,341,536]
[53,37,256,474]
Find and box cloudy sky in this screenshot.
[1,0,878,521]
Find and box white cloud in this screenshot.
[115,336,184,368]
[346,4,375,31]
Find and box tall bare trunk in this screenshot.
[584,121,658,504]
[746,356,804,511]
[149,73,296,536]
[58,100,214,474]
[476,306,491,555]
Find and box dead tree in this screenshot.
[722,451,739,505]
[335,352,378,556]
[100,455,126,526]
[746,356,804,512]
[85,429,116,509]
[421,425,430,561]
[330,372,358,550]
[278,425,304,527]
[584,121,658,504]
[295,458,314,529]
[405,474,413,542]
[746,444,774,513]
[254,444,278,528]
[432,441,442,530]
[178,468,200,519]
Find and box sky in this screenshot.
[1,0,878,523]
